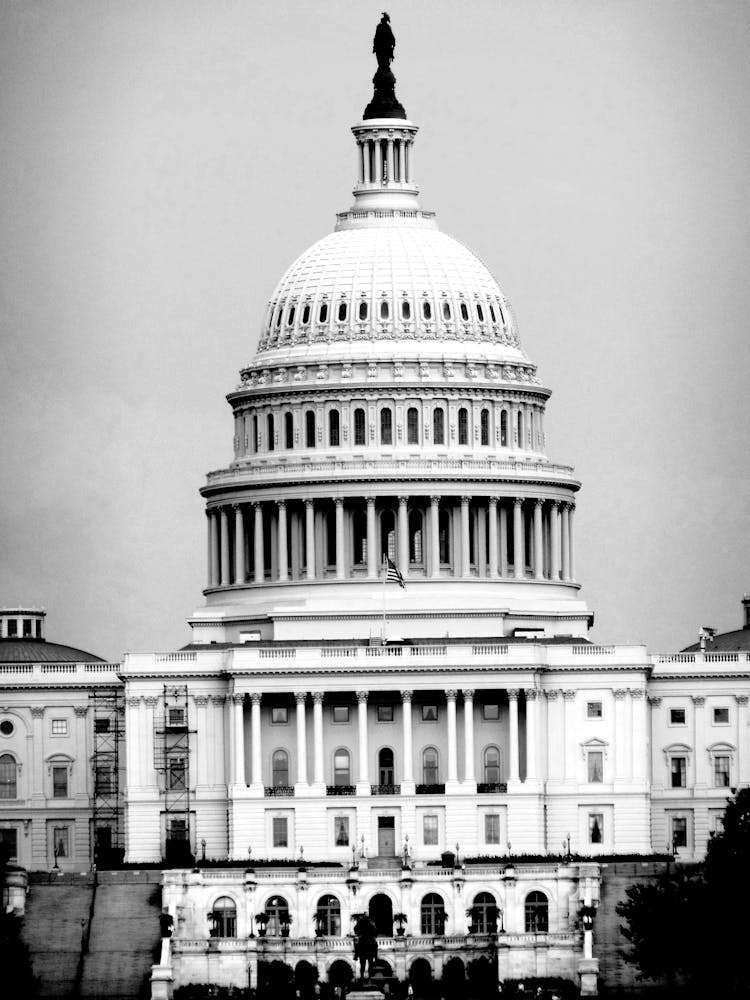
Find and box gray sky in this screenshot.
[1,0,749,662]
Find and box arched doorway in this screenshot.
[329,960,354,989]
[409,957,432,992]
[369,893,393,936]
[295,960,318,990]
[442,957,466,993]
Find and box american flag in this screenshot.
[384,555,406,588]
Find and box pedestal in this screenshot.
[578,957,599,997]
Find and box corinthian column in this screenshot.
[508,690,520,783]
[513,499,525,578]
[488,498,498,577]
[446,691,458,783]
[533,500,544,580]
[460,496,471,577]
[430,496,440,577]
[550,501,560,581]
[220,507,230,587]
[335,498,345,579]
[253,502,264,584]
[234,505,246,584]
[312,693,324,785]
[366,497,378,579]
[250,694,262,788]
[356,692,370,789]
[295,692,307,785]
[398,496,409,577]
[463,690,475,782]
[401,691,413,784]
[305,499,315,580]
[525,689,538,781]
[277,501,288,582]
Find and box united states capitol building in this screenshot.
[2,21,749,1000]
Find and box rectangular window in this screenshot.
[671,816,688,848]
[482,704,500,721]
[169,818,187,841]
[377,705,394,723]
[587,751,603,783]
[423,814,438,845]
[23,618,32,637]
[0,827,18,862]
[484,813,500,844]
[95,766,114,795]
[421,705,438,722]
[53,826,69,858]
[713,707,729,725]
[586,701,603,719]
[168,708,185,728]
[713,756,730,788]
[7,620,17,637]
[271,707,288,724]
[332,706,349,723]
[589,813,604,844]
[670,708,686,725]
[334,816,349,846]
[168,757,186,790]
[670,756,687,788]
[272,816,288,848]
[51,719,67,736]
[94,718,110,734]
[52,766,68,798]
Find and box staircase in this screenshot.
[80,872,163,999]
[22,874,95,998]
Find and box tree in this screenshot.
[617,788,750,995]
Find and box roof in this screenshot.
[682,628,750,653]
[181,635,592,651]
[0,639,104,664]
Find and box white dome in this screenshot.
[257,225,521,355]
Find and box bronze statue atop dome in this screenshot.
[363,13,406,120]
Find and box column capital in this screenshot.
[550,499,560,510]
[73,705,88,717]
[507,689,519,702]
[210,694,226,706]
[737,695,749,706]
[400,690,413,703]
[647,696,662,706]
[460,495,471,506]
[692,695,705,706]
[231,502,242,511]
[231,693,244,706]
[430,495,441,506]
[488,496,498,508]
[125,697,141,708]
[312,692,324,705]
[562,689,576,701]
[544,689,560,700]
[251,500,262,510]
[534,498,543,509]
[30,706,44,718]
[614,689,628,701]
[365,496,376,506]
[294,692,307,705]
[205,508,214,518]
[462,689,475,700]
[277,499,287,511]
[304,497,314,509]
[445,690,457,701]
[194,695,209,707]
[334,497,344,508]
[398,495,409,506]
[250,693,262,706]
[514,497,524,507]
[144,697,158,707]
[630,688,645,700]
[524,688,538,701]
[356,691,369,703]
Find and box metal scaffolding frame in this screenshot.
[153,684,195,864]
[90,687,124,866]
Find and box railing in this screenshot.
[415,783,445,795]
[0,661,122,681]
[155,652,196,663]
[326,785,356,796]
[471,644,509,655]
[477,782,508,794]
[259,648,296,659]
[264,786,294,797]
[409,645,446,656]
[370,784,400,795]
[365,646,402,657]
[321,647,358,658]
[572,645,614,655]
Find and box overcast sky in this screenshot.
[1,0,749,661]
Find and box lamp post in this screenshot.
[562,833,572,863]
[201,838,206,862]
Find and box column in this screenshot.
[446,691,458,783]
[561,503,571,581]
[488,498,498,577]
[220,507,230,587]
[401,691,413,783]
[295,693,307,785]
[550,501,560,581]
[231,694,245,786]
[614,689,628,784]
[335,498,345,579]
[563,690,576,782]
[692,695,707,788]
[398,496,409,577]
[398,139,406,182]
[250,694,262,787]
[277,501,288,582]
[533,500,544,580]
[460,496,471,577]
[124,699,141,788]
[357,140,365,183]
[386,139,394,183]
[207,511,217,587]
[499,504,508,577]
[631,689,647,783]
[357,692,370,786]
[74,706,88,796]
[366,497,378,579]
[544,690,564,783]
[363,140,371,184]
[430,496,440,578]
[525,689,538,781]
[374,137,382,183]
[738,696,749,785]
[513,499,525,578]
[507,690,520,783]
[312,693,324,785]
[463,690,475,782]
[143,697,157,787]
[195,696,209,786]
[234,505,246,584]
[568,504,576,581]
[253,503,264,584]
[305,499,315,580]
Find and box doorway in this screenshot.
[369,893,393,936]
[377,816,395,856]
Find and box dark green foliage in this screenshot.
[0,910,38,998]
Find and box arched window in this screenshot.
[333,749,351,786]
[353,509,367,565]
[287,304,295,327]
[483,746,502,784]
[500,410,508,447]
[267,413,275,452]
[433,407,445,445]
[285,412,294,449]
[407,407,419,445]
[329,409,340,447]
[480,408,490,446]
[420,893,446,935]
[315,894,341,936]
[272,749,289,787]
[401,299,411,320]
[252,415,259,453]
[338,300,348,322]
[380,300,390,321]
[354,408,366,446]
[210,897,237,938]
[359,300,368,321]
[378,748,395,786]
[458,408,469,445]
[319,302,328,324]
[438,509,450,564]
[422,300,432,320]
[471,892,498,934]
[516,411,523,449]
[305,410,316,448]
[301,303,311,325]
[476,303,484,322]
[409,510,423,564]
[524,891,549,933]
[489,303,497,323]
[266,895,290,937]
[380,408,393,445]
[442,300,452,321]
[460,302,469,322]
[422,747,439,785]
[0,754,17,799]
[274,303,283,329]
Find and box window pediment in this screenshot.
[580,737,609,760]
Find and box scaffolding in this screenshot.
[153,685,195,865]
[90,687,124,867]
